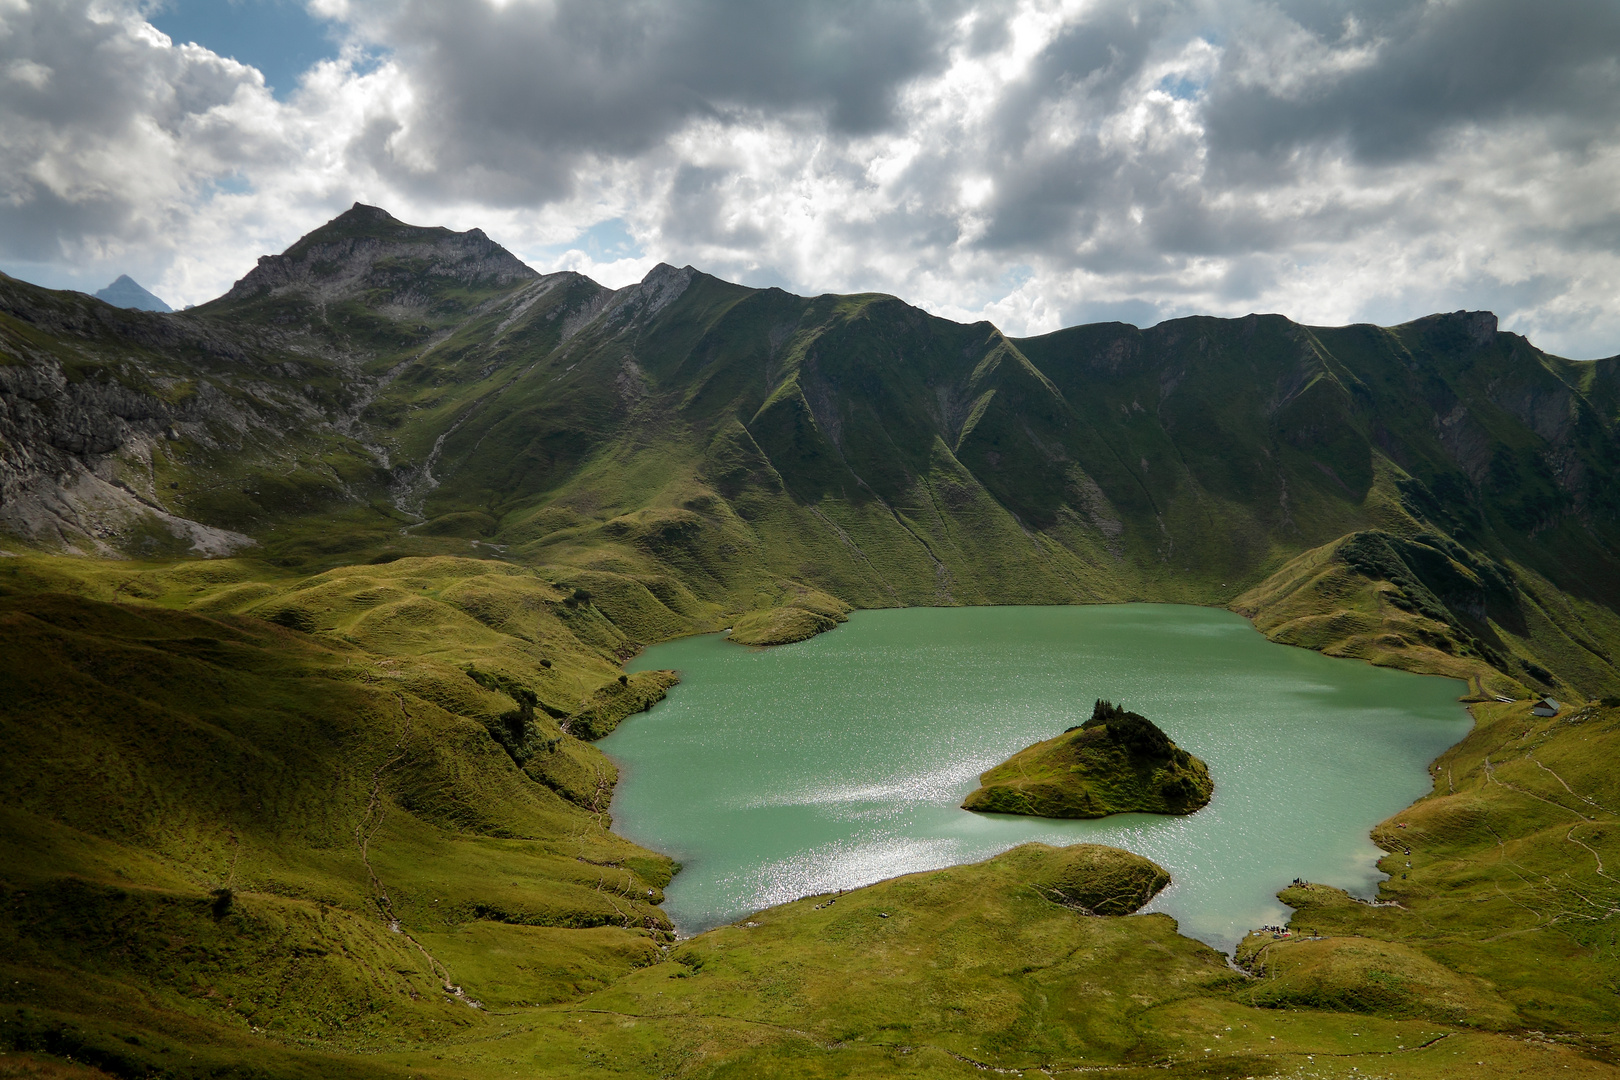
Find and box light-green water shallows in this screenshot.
[607,605,1469,951]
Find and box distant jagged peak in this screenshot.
[93,274,172,312]
[641,261,696,289]
[213,202,538,307]
[632,261,697,311]
[599,262,698,328]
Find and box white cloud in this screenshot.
[6,59,50,89]
[1,0,1619,357]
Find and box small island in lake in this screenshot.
[962,699,1214,818]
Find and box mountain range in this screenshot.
[2,204,1620,1077]
[5,203,1617,699]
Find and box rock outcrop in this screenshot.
[963,700,1213,819]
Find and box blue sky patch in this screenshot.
[148,0,339,100]
[207,174,254,197]
[1156,74,1204,101]
[541,218,645,262]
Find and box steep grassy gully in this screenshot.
[2,205,1620,1077]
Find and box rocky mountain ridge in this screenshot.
[1,206,1617,700]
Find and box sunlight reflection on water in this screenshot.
[606,605,1470,952]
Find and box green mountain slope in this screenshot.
[4,205,1620,1076]
[381,264,1620,698]
[5,204,1616,701]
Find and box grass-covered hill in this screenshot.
[962,700,1214,818]
[5,205,1620,1076]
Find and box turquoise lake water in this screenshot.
[604,605,1470,952]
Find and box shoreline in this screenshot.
[603,601,1476,956]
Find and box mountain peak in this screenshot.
[1400,309,1500,349]
[210,205,537,308]
[599,263,697,327]
[93,274,172,312]
[335,202,397,226]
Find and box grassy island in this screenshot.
[725,584,852,646]
[962,700,1214,818]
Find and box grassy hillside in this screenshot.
[4,206,1620,1075]
[0,554,684,1076]
[1235,698,1620,1054]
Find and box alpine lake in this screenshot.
[604,604,1471,952]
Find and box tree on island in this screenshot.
[1081,699,1177,760]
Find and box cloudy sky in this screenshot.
[3,0,1619,356]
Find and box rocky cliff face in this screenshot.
[0,277,335,554]
[0,208,616,556]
